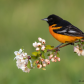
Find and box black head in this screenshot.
[42,14,63,26]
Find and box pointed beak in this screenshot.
[41,18,48,21]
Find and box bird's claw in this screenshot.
[55,47,60,51]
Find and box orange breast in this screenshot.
[49,26,83,43]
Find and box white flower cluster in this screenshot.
[14,49,32,73]
[74,45,84,56]
[14,37,61,72]
[33,37,46,51]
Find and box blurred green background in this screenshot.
[0,0,84,84]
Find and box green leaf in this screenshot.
[44,49,47,53]
[31,56,37,59]
[42,68,46,70]
[23,58,26,59]
[42,54,45,59]
[27,61,31,68]
[33,60,37,66]
[79,39,81,42]
[47,53,50,56]
[52,49,56,52]
[37,51,41,55]
[82,42,84,45]
[41,51,45,59]
[32,52,38,56]
[46,45,54,49]
[57,52,60,57]
[51,46,54,48]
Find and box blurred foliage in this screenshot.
[0,0,84,84]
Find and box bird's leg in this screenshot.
[70,43,74,45]
[55,43,74,51]
[55,43,64,51]
[55,43,64,48]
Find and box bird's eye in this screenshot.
[48,18,53,21]
[50,18,53,20]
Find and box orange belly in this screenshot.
[49,26,83,43]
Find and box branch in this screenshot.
[47,39,84,52]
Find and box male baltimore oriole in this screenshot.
[42,14,84,47]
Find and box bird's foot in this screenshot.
[70,43,74,45]
[55,43,64,51]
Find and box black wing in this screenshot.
[53,25,84,37]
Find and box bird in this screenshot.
[42,14,84,48]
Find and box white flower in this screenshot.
[21,66,30,73]
[23,53,27,57]
[19,49,23,53]
[24,67,30,73]
[14,51,18,56]
[16,60,22,68]
[14,49,22,56]
[42,39,46,44]
[38,37,42,42]
[36,47,40,51]
[74,46,79,53]
[81,50,84,56]
[33,41,37,47]
[77,51,81,56]
[74,46,82,56]
[37,42,41,46]
[21,65,26,71]
[29,60,33,67]
[14,49,32,73]
[41,45,45,51]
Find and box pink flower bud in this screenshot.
[47,61,50,65]
[45,59,50,65]
[74,46,79,53]
[45,59,49,63]
[54,59,57,62]
[54,55,57,59]
[41,58,44,62]
[37,64,42,69]
[51,58,55,62]
[42,63,46,67]
[36,60,39,64]
[58,58,60,62]
[48,56,52,60]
